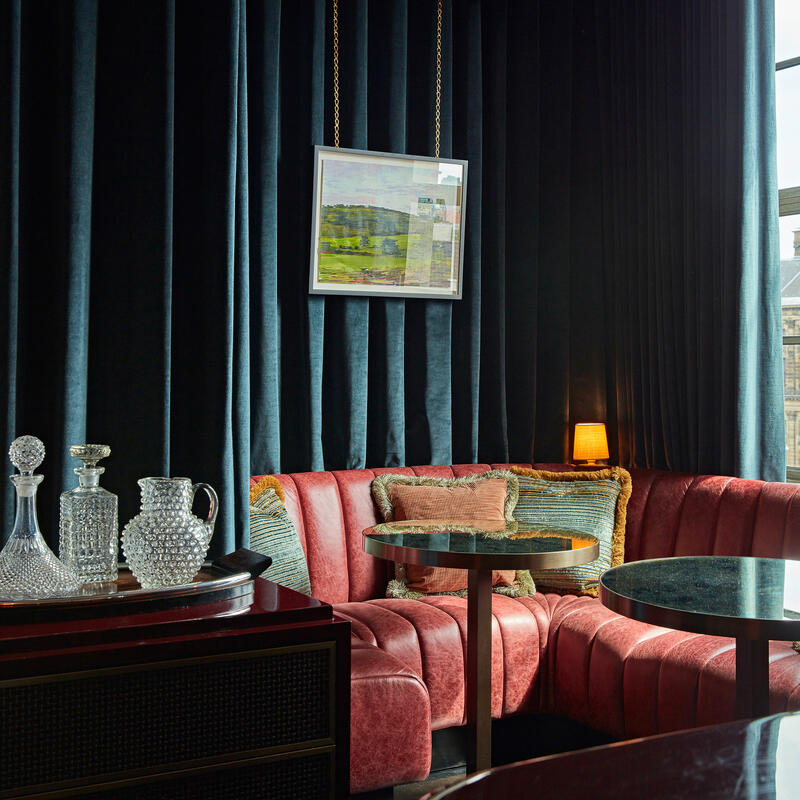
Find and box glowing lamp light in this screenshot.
[573,423,609,465]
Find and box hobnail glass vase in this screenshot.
[0,436,81,599]
[121,477,219,588]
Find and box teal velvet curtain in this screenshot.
[0,0,784,553]
[595,0,784,480]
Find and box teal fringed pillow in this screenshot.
[510,466,632,597]
[249,487,311,595]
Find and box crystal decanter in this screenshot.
[59,444,119,584]
[0,436,81,599]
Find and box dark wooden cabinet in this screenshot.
[0,580,350,799]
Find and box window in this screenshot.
[776,0,800,478]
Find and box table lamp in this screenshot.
[573,422,609,466]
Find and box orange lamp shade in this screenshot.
[573,423,609,464]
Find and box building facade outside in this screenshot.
[782,227,800,467]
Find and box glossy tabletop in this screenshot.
[363,519,599,571]
[600,555,800,641]
[0,578,331,664]
[424,711,800,799]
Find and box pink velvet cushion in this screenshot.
[388,480,508,524]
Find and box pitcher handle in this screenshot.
[192,482,219,530]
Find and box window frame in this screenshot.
[778,54,800,478]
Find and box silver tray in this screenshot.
[0,564,254,624]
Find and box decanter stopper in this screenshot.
[69,443,110,468]
[0,435,81,599]
[59,444,118,584]
[9,435,45,475]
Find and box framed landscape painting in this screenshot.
[309,146,468,299]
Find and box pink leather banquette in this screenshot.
[249,463,800,794]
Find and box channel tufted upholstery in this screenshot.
[250,464,800,793]
[349,639,431,791]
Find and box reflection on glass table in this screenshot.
[365,520,598,571]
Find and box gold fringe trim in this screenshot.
[793,641,800,655]
[516,569,536,596]
[250,475,285,506]
[510,465,633,569]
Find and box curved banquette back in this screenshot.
[250,464,800,606]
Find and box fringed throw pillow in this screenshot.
[249,484,310,595]
[370,471,535,599]
[510,466,632,596]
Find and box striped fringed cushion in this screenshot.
[510,466,632,597]
[249,489,311,595]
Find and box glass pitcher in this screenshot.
[121,477,219,588]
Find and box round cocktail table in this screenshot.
[363,520,599,774]
[600,555,800,719]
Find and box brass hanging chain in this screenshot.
[333,0,340,148]
[332,0,441,154]
[435,0,442,158]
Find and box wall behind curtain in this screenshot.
[0,0,608,550]
[0,0,783,552]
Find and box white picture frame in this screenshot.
[309,146,468,299]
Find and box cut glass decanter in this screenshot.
[59,444,119,584]
[0,435,81,599]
